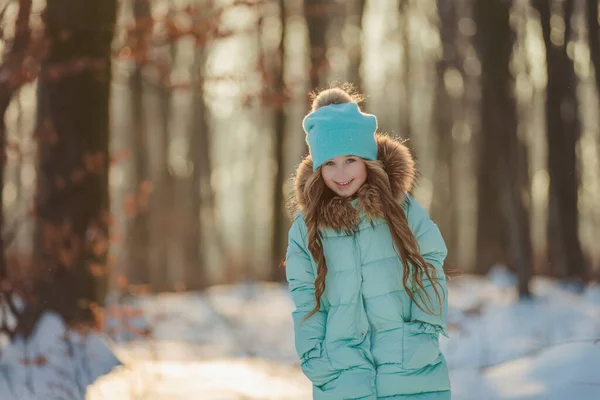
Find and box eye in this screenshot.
[346,158,356,164]
[325,161,335,167]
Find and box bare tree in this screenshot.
[305,0,331,90]
[474,0,533,296]
[0,0,32,339]
[587,0,600,189]
[185,5,226,290]
[534,0,586,283]
[184,53,208,290]
[432,0,461,270]
[473,1,510,276]
[17,0,117,336]
[128,0,152,286]
[587,0,600,98]
[348,0,366,92]
[399,0,411,138]
[270,0,288,281]
[154,31,176,290]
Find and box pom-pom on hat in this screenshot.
[302,102,378,171]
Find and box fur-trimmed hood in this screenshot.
[288,134,417,232]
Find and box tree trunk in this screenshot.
[586,0,600,187]
[19,0,117,336]
[534,0,586,282]
[128,0,151,286]
[348,0,366,92]
[400,0,411,138]
[587,0,600,97]
[154,67,173,289]
[150,4,176,291]
[186,48,210,290]
[270,0,288,282]
[305,0,330,90]
[473,1,509,275]
[0,0,32,339]
[432,0,460,270]
[0,74,12,340]
[474,0,533,296]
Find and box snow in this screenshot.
[1,269,600,399]
[86,358,309,400]
[0,312,121,400]
[484,341,600,400]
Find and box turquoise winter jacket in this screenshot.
[286,135,450,400]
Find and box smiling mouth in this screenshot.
[335,179,354,188]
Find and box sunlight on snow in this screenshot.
[488,358,548,398]
[87,358,309,400]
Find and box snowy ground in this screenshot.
[2,266,600,399]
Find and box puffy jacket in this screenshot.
[286,135,451,400]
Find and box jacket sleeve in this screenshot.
[286,215,339,387]
[405,194,449,337]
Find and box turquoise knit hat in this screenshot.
[302,102,378,171]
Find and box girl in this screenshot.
[286,86,450,400]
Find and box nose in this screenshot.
[334,164,348,179]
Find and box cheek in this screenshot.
[321,169,335,186]
[352,163,367,183]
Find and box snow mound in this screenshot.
[487,264,518,289]
[484,340,600,400]
[0,312,121,400]
[583,282,600,306]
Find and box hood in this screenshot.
[288,134,416,232]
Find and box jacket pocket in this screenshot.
[300,342,341,388]
[402,321,441,370]
[313,367,376,400]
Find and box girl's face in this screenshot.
[321,155,367,197]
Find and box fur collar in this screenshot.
[289,134,416,232]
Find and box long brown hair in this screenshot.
[301,85,445,321]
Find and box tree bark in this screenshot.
[19,0,117,336]
[534,0,586,282]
